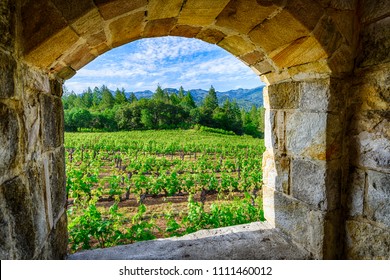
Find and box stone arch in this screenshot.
[1,0,389,259]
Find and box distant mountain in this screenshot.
[125,86,264,110]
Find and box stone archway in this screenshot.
[0,0,389,259]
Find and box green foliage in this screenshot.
[62,85,263,137]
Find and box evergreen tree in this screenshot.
[129,92,138,103]
[100,85,115,110]
[114,88,127,104]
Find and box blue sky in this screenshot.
[64,37,263,94]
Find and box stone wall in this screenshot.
[0,0,389,260]
[345,2,390,259]
[0,0,67,259]
[262,77,346,259]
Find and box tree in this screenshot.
[128,92,138,103]
[202,86,218,112]
[100,85,115,110]
[114,88,127,104]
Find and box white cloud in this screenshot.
[64,37,263,93]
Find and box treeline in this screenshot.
[62,85,265,137]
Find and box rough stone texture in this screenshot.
[263,186,325,259]
[196,28,226,44]
[347,168,365,217]
[109,11,145,48]
[143,18,177,38]
[178,0,231,26]
[0,0,15,50]
[95,0,147,20]
[215,0,280,34]
[365,171,390,227]
[0,104,19,179]
[40,94,64,150]
[148,0,183,20]
[170,25,202,38]
[68,222,311,260]
[346,220,390,259]
[357,17,390,68]
[0,52,16,98]
[51,0,95,23]
[361,0,390,24]
[218,35,255,56]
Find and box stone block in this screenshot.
[170,25,202,38]
[196,28,226,44]
[240,51,265,66]
[62,44,96,71]
[312,14,343,55]
[178,0,230,26]
[22,66,50,95]
[291,159,327,210]
[0,104,19,178]
[0,52,15,98]
[361,0,390,24]
[95,0,147,20]
[286,111,327,160]
[24,27,80,69]
[357,17,390,68]
[0,200,12,259]
[249,9,311,53]
[267,81,300,109]
[27,163,50,252]
[347,169,365,217]
[21,0,68,54]
[366,170,390,227]
[0,0,15,49]
[50,78,63,98]
[263,109,276,150]
[263,186,325,259]
[299,79,330,112]
[218,36,255,56]
[109,11,144,48]
[70,8,104,37]
[51,0,95,22]
[263,151,290,194]
[251,60,275,75]
[345,220,390,259]
[143,18,177,38]
[0,177,36,259]
[215,0,280,34]
[148,0,183,20]
[285,0,324,31]
[44,148,66,223]
[40,94,64,150]
[270,36,327,69]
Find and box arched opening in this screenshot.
[5,0,390,260]
[62,36,267,253]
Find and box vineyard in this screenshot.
[65,129,265,253]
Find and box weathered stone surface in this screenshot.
[357,17,390,68]
[267,81,300,109]
[299,79,331,112]
[70,8,104,38]
[40,94,64,150]
[361,0,390,24]
[0,52,15,98]
[0,104,19,178]
[143,18,177,38]
[44,148,66,222]
[285,0,324,31]
[51,0,95,22]
[262,151,290,195]
[263,109,276,150]
[218,36,255,56]
[271,36,327,68]
[0,0,15,49]
[312,15,343,55]
[251,60,275,75]
[24,27,80,68]
[21,0,68,54]
[291,159,327,210]
[0,198,12,259]
[148,0,183,20]
[240,51,265,66]
[62,44,96,71]
[178,0,230,26]
[109,11,144,47]
[22,66,50,94]
[95,0,147,20]
[215,0,280,34]
[366,170,390,227]
[170,25,202,38]
[50,79,63,98]
[263,186,325,259]
[1,177,35,259]
[286,111,327,159]
[347,168,365,217]
[196,28,226,44]
[69,222,311,260]
[346,220,390,259]
[249,9,311,53]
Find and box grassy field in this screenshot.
[65,129,265,252]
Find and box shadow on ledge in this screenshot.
[68,222,311,260]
